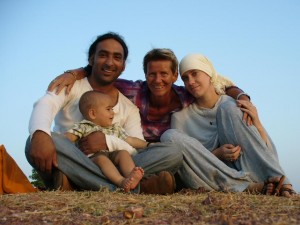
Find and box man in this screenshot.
[26,32,182,193]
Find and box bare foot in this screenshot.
[280,184,297,198]
[128,167,144,190]
[120,167,144,193]
[121,177,132,193]
[246,176,283,195]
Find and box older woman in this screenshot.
[161,53,295,197]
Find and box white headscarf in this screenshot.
[179,53,234,95]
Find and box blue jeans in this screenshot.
[25,132,183,192]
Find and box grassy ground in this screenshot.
[1,189,299,225]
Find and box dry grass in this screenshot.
[1,189,299,225]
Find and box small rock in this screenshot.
[123,206,144,219]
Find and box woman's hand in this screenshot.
[212,144,241,162]
[236,100,262,128]
[48,72,76,95]
[237,95,253,126]
[237,100,269,144]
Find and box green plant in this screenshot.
[29,168,45,189]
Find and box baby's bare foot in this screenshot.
[121,177,132,193]
[128,167,144,190]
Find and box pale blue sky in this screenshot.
[1,1,299,191]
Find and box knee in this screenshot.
[24,136,36,167]
[166,143,184,172]
[163,142,183,164]
[161,129,183,142]
[51,132,75,154]
[24,136,31,160]
[173,145,184,163]
[51,132,66,144]
[115,150,130,160]
[92,154,107,164]
[219,100,236,113]
[217,101,242,119]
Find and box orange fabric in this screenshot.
[0,145,37,194]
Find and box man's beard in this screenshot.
[94,73,119,86]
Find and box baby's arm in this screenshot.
[125,136,149,149]
[64,132,79,142]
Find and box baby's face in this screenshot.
[93,96,115,127]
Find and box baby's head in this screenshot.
[79,91,114,127]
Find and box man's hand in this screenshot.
[78,131,108,155]
[47,68,86,95]
[212,144,241,162]
[30,131,58,175]
[47,73,76,95]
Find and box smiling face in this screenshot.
[89,38,125,86]
[79,91,115,127]
[181,69,213,99]
[145,60,178,97]
[91,94,115,127]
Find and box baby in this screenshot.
[65,91,148,192]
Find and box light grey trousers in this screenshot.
[25,132,183,192]
[217,100,289,184]
[161,100,289,192]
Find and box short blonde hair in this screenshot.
[143,48,178,74]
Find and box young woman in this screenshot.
[161,53,295,197]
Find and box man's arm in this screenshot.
[122,110,144,140]
[48,68,87,95]
[29,90,69,174]
[30,130,58,175]
[117,95,145,140]
[225,86,250,101]
[29,91,67,137]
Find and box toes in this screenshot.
[265,183,275,195]
[281,190,292,198]
[122,178,132,193]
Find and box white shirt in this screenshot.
[29,78,144,141]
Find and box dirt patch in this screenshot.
[1,189,299,224]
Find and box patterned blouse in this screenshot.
[115,79,194,142]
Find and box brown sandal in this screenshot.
[262,175,285,195]
[274,175,285,196]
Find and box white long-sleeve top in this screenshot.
[29,78,145,143]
